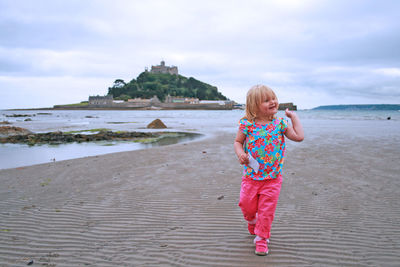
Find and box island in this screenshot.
[313,104,400,110]
[53,61,297,111]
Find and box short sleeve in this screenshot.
[280,118,288,133]
[239,118,250,135]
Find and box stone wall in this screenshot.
[88,95,113,106]
[279,102,297,110]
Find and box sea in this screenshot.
[1,109,399,170]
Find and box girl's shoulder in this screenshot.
[238,118,255,134]
[239,117,254,126]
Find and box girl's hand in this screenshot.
[238,153,249,165]
[285,108,296,118]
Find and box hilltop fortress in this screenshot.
[148,61,178,75]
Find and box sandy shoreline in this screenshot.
[1,131,399,266]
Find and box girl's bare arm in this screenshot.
[234,130,249,165]
[284,109,304,142]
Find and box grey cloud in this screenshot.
[0,19,105,50]
[0,57,31,73]
[1,0,400,109]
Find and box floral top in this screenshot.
[239,118,288,180]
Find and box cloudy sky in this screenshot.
[1,0,399,109]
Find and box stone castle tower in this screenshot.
[150,61,178,75]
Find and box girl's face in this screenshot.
[257,94,278,117]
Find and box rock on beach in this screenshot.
[0,130,157,145]
[147,119,167,129]
[0,126,32,138]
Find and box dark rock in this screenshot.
[147,119,167,129]
[0,126,33,138]
[6,114,31,117]
[0,129,159,145]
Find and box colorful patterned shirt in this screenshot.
[239,117,288,180]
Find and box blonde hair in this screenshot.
[243,84,278,121]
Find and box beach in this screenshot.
[1,121,400,266]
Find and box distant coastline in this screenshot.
[313,104,400,111]
[5,102,297,111]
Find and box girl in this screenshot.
[234,85,304,256]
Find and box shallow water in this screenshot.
[1,109,399,169]
[0,133,201,169]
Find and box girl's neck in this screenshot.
[255,115,274,124]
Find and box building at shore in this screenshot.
[84,95,234,110]
[88,95,113,106]
[279,102,297,110]
[58,95,296,111]
[165,95,200,104]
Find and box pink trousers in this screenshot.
[238,177,282,239]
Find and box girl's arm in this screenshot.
[234,130,249,165]
[284,108,304,142]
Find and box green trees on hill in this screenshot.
[107,72,227,101]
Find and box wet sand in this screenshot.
[0,131,399,266]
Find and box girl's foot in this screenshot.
[254,236,269,256]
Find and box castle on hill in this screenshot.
[148,61,178,75]
[61,60,297,111]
